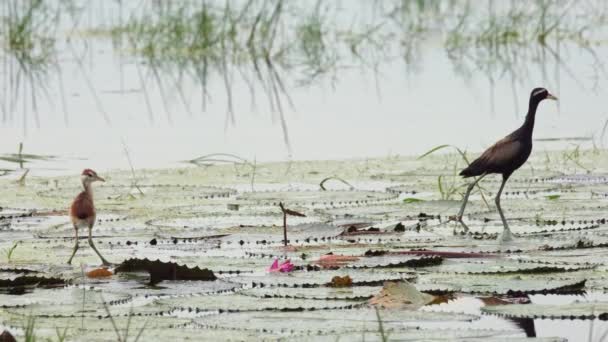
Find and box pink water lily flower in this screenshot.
[268,259,294,273]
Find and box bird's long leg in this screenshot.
[495,176,513,242]
[67,226,79,265]
[88,227,111,266]
[456,173,487,232]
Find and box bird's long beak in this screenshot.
[96,175,105,182]
[546,93,558,101]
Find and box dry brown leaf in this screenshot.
[327,275,353,287]
[86,268,113,278]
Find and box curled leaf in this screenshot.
[369,281,436,309]
[114,258,216,285]
[86,268,113,278]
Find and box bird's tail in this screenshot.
[459,161,484,178]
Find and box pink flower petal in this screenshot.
[268,259,279,272]
[268,259,294,273]
[278,259,294,273]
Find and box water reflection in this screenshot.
[1,0,62,130]
[422,292,608,341]
[0,0,606,170]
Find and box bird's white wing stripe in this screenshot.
[532,89,546,97]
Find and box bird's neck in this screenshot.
[82,182,93,198]
[521,99,540,137]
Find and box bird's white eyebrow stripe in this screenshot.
[532,89,546,97]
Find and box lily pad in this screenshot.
[194,307,480,335]
[114,258,216,285]
[482,302,608,320]
[369,281,436,309]
[417,272,587,295]
[235,190,397,207]
[0,276,66,292]
[423,258,594,275]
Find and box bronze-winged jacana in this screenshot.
[67,169,111,265]
[456,87,557,241]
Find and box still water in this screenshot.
[0,0,606,175]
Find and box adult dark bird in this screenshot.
[67,169,111,265]
[456,87,557,241]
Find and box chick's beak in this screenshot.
[96,175,105,182]
[546,93,558,101]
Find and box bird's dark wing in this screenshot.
[460,137,524,177]
[477,137,523,168]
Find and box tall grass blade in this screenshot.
[418,144,450,159]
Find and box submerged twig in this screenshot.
[122,141,144,196]
[279,202,305,246]
[319,176,354,191]
[16,168,29,186]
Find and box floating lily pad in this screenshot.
[346,255,444,269]
[0,150,603,341]
[482,302,608,320]
[147,211,320,231]
[423,258,594,275]
[88,278,241,309]
[235,190,397,207]
[114,258,216,285]
[162,293,361,314]
[228,269,414,288]
[324,203,445,223]
[369,281,436,309]
[242,285,380,301]
[0,286,129,313]
[417,272,586,295]
[0,310,191,340]
[37,184,235,203]
[0,275,66,292]
[547,174,608,185]
[194,308,480,336]
[291,330,564,341]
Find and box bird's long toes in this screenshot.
[498,230,515,243]
[449,215,463,222]
[452,227,471,238]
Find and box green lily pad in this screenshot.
[482,302,608,320]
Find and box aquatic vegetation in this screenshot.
[0,0,62,129]
[2,241,19,263]
[418,144,491,206]
[0,152,607,339]
[0,1,607,337]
